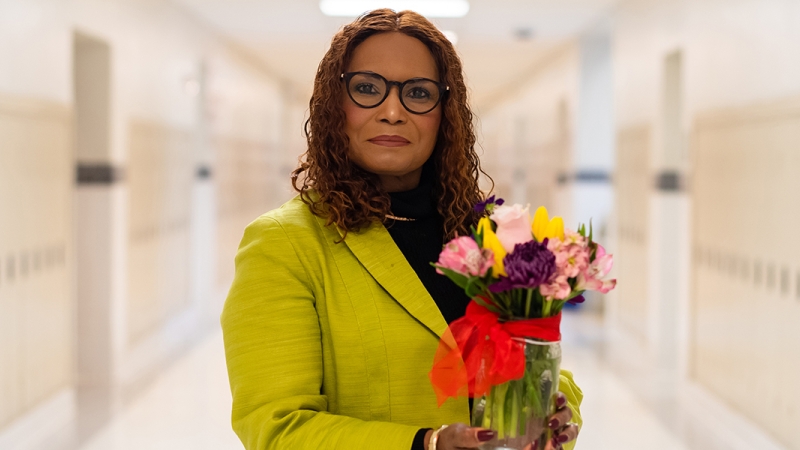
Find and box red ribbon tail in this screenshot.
[429,326,468,406]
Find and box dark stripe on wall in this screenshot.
[655,170,684,192]
[574,170,611,183]
[196,165,212,180]
[77,163,123,184]
[557,170,612,185]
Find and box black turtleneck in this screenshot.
[385,164,471,450]
[385,167,471,325]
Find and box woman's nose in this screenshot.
[378,86,407,124]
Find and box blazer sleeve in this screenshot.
[559,369,584,450]
[221,216,421,450]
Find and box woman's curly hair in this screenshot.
[292,8,491,240]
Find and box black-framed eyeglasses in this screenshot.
[341,71,449,115]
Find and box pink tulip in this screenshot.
[490,204,533,253]
[436,236,494,277]
[575,244,617,293]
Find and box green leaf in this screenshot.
[589,218,594,243]
[473,225,484,247]
[465,277,485,298]
[566,289,585,301]
[473,296,503,314]
[430,264,470,289]
[551,300,566,315]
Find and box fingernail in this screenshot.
[548,418,560,430]
[477,430,496,441]
[557,433,570,443]
[556,396,566,407]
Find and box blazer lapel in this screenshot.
[338,221,448,338]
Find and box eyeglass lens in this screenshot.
[347,73,442,114]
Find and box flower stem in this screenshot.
[495,382,509,439]
[509,381,519,438]
[524,289,533,318]
[543,300,552,318]
[482,386,494,429]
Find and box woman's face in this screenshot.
[343,32,442,192]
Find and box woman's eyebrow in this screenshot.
[349,69,438,80]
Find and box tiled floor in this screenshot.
[74,332,241,450]
[67,310,785,450]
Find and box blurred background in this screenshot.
[0,0,798,449]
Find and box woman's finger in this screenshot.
[438,423,496,449]
[547,403,573,431]
[555,392,567,409]
[551,423,580,449]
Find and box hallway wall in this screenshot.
[479,0,800,448]
[691,98,800,446]
[0,0,305,444]
[613,1,800,447]
[478,42,579,217]
[0,95,73,433]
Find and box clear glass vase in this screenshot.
[471,338,561,450]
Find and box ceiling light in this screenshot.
[320,0,470,18]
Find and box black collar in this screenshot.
[387,162,436,220]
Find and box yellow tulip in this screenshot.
[546,216,565,241]
[532,207,549,242]
[531,206,565,242]
[478,217,507,277]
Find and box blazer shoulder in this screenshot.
[253,195,323,232]
[243,195,336,252]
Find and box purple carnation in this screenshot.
[489,239,555,293]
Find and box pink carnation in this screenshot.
[539,274,571,300]
[547,231,590,279]
[436,236,494,277]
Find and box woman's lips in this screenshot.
[368,135,411,147]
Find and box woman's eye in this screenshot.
[406,87,432,100]
[354,83,380,95]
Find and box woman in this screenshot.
[221,9,582,450]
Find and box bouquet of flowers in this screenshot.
[428,197,616,450]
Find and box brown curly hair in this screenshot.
[292,8,491,240]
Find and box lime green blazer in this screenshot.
[221,196,583,450]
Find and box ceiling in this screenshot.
[171,0,620,109]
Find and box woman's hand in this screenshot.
[542,392,580,450]
[426,392,578,450]
[424,423,495,450]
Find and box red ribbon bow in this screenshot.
[428,299,562,406]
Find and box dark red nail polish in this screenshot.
[556,395,566,407]
[557,433,570,443]
[548,419,560,430]
[477,430,496,441]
